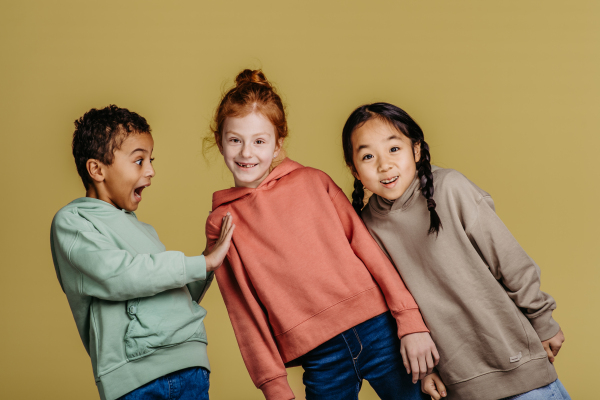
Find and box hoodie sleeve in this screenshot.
[466,194,560,341]
[329,186,429,338]
[206,218,294,400]
[56,211,208,301]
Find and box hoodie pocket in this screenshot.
[124,288,208,361]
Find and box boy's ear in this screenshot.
[414,142,421,163]
[86,159,106,183]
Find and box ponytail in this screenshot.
[352,178,365,215]
[417,140,442,235]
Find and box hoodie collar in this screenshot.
[371,173,421,213]
[212,158,304,210]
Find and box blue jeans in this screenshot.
[300,312,428,400]
[118,367,210,400]
[501,379,571,400]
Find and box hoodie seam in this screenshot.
[258,373,288,389]
[273,286,380,337]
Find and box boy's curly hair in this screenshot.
[72,105,151,189]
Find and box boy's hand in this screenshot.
[400,332,440,384]
[542,328,564,363]
[204,213,235,273]
[421,372,447,399]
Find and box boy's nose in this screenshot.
[146,164,155,178]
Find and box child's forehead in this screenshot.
[354,119,409,145]
[117,132,153,152]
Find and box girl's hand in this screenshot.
[400,331,440,383]
[204,213,235,272]
[421,372,447,399]
[541,328,565,363]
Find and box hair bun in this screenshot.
[235,69,270,87]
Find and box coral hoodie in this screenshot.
[206,158,429,400]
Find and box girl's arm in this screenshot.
[206,218,295,400]
[466,195,561,342]
[328,180,439,382]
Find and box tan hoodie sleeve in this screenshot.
[329,186,429,338]
[206,218,294,400]
[466,194,560,341]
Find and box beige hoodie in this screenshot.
[361,167,559,400]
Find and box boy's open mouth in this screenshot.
[133,185,148,201]
[236,162,258,169]
[380,176,398,188]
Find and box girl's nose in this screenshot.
[378,159,393,172]
[241,143,253,158]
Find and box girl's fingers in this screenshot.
[433,374,447,397]
[432,345,440,366]
[400,346,410,375]
[410,356,420,383]
[426,353,435,376]
[419,356,428,380]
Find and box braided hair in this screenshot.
[341,102,442,235]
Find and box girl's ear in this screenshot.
[86,159,105,183]
[414,141,421,163]
[273,137,284,158]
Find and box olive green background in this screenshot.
[1,1,598,399]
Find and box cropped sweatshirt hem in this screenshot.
[446,356,557,400]
[97,341,210,400]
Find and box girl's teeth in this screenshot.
[381,177,398,184]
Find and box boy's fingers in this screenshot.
[419,356,428,380]
[543,345,554,363]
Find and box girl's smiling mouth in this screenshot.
[380,176,399,188]
[236,162,258,168]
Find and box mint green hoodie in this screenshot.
[50,198,213,400]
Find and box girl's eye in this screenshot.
[362,154,373,161]
[255,140,264,144]
[135,159,143,166]
[150,158,155,163]
[390,147,400,152]
[231,138,240,143]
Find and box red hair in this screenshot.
[209,69,288,153]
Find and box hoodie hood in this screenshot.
[212,158,304,210]
[66,197,136,216]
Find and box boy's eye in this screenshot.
[150,158,155,163]
[390,147,400,152]
[135,159,143,166]
[362,154,373,161]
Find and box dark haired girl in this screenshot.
[342,102,570,400]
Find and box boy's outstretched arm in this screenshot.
[188,213,235,302]
[204,213,235,272]
[421,372,447,399]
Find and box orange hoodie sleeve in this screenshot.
[206,219,295,400]
[328,182,430,338]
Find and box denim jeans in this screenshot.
[300,312,428,400]
[500,379,571,400]
[118,367,210,400]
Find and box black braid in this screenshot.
[417,140,442,235]
[352,178,365,216]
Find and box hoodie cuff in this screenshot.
[259,376,294,400]
[184,255,208,282]
[392,308,430,338]
[529,311,561,341]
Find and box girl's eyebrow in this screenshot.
[224,130,271,137]
[356,135,402,151]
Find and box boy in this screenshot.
[50,105,234,400]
